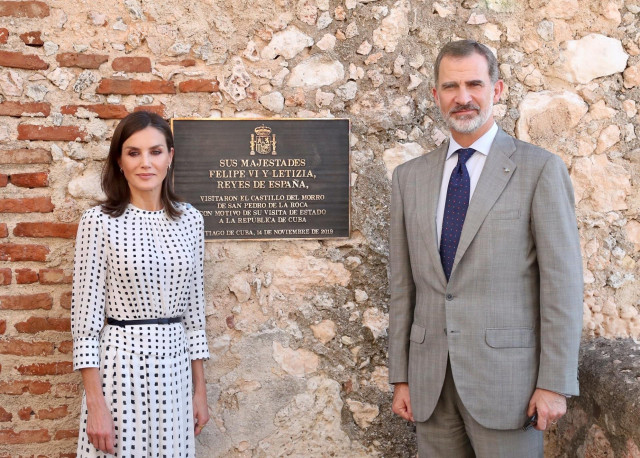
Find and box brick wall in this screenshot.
[0,1,228,453]
[1,2,93,455]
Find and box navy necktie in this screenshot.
[440,148,475,281]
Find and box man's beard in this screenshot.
[443,99,493,134]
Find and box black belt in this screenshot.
[107,317,181,327]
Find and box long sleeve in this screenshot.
[71,208,108,370]
[388,166,417,384]
[181,209,210,361]
[531,154,583,396]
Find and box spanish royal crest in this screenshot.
[250,124,277,156]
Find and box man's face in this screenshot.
[433,52,503,136]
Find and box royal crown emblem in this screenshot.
[250,124,277,156]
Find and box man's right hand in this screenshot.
[392,382,414,422]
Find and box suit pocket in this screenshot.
[409,324,426,344]
[485,327,535,348]
[488,209,520,220]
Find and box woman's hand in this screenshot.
[80,367,116,453]
[191,359,210,436]
[86,398,116,453]
[193,389,210,436]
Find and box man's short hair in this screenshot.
[434,40,499,85]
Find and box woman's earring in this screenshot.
[168,163,172,171]
[119,167,123,173]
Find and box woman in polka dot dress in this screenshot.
[71,111,210,457]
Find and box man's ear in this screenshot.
[493,79,504,103]
[432,86,441,109]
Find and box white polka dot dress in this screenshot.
[71,203,210,457]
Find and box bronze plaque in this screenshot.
[171,118,350,240]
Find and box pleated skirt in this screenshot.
[77,325,194,457]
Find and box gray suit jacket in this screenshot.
[388,128,583,429]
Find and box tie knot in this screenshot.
[456,148,475,166]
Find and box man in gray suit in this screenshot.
[388,40,583,457]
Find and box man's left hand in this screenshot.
[527,388,566,431]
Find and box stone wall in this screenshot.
[546,338,640,457]
[0,0,638,456]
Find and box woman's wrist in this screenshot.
[86,394,108,410]
[192,382,207,396]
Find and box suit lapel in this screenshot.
[415,142,448,287]
[452,128,517,274]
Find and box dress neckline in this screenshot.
[126,202,166,216]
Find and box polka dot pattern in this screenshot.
[71,202,210,457]
[439,148,475,281]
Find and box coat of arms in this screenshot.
[250,125,277,155]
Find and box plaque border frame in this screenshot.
[170,117,352,242]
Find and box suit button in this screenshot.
[446,294,453,301]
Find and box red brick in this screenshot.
[112,56,151,73]
[0,224,6,238]
[0,428,50,444]
[15,317,70,333]
[97,79,175,95]
[17,406,32,420]
[0,50,48,70]
[0,379,51,395]
[134,105,166,117]
[0,28,7,44]
[158,58,196,67]
[0,174,6,187]
[9,171,48,188]
[0,101,50,117]
[178,79,220,93]
[57,341,72,354]
[15,268,38,284]
[56,52,108,69]
[16,362,73,376]
[19,30,43,46]
[0,148,51,164]
[38,269,72,284]
[0,407,11,422]
[53,429,77,440]
[0,197,53,213]
[59,291,71,310]
[0,320,5,334]
[0,244,50,261]
[60,104,128,119]
[0,338,54,356]
[52,382,79,398]
[0,293,52,310]
[37,405,68,420]
[0,1,50,18]
[17,124,87,142]
[60,105,129,119]
[13,222,77,238]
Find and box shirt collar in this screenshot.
[446,122,498,160]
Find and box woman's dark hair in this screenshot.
[101,111,182,219]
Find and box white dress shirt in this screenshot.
[436,122,498,247]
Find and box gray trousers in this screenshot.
[416,360,543,458]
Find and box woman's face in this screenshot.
[118,126,174,201]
